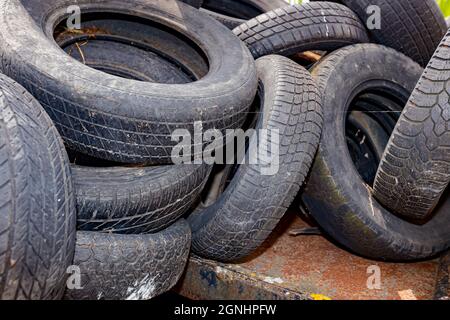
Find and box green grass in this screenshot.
[437,0,450,17]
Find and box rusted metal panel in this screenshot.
[434,251,450,300]
[176,213,440,300]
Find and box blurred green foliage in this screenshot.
[437,0,450,17]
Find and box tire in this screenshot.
[181,0,203,8]
[62,39,193,84]
[201,0,286,29]
[312,0,447,67]
[0,0,257,164]
[54,13,208,80]
[200,9,245,29]
[347,93,403,185]
[347,111,389,185]
[64,220,191,300]
[373,30,450,221]
[302,44,450,261]
[74,164,210,234]
[59,25,212,234]
[189,55,323,262]
[0,74,76,299]
[233,2,370,59]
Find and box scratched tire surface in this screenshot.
[0,0,257,164]
[202,0,286,29]
[189,55,323,262]
[233,2,370,59]
[64,220,191,300]
[313,0,447,66]
[0,74,76,299]
[302,44,450,261]
[373,30,450,221]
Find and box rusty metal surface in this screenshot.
[434,251,450,300]
[176,213,440,300]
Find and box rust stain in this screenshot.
[177,211,440,300]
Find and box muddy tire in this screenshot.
[302,44,450,261]
[373,31,450,221]
[0,0,257,164]
[189,55,323,262]
[0,74,76,300]
[234,2,370,59]
[64,220,191,300]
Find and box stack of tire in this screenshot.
[0,0,448,301]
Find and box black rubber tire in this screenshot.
[74,164,210,234]
[54,13,208,80]
[200,9,245,29]
[312,0,447,67]
[347,111,389,185]
[61,28,212,234]
[181,0,203,8]
[373,30,450,222]
[0,0,257,164]
[233,2,370,59]
[62,39,193,84]
[64,220,191,300]
[0,74,76,299]
[302,44,450,261]
[202,0,286,29]
[189,55,323,262]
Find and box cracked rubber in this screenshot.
[302,44,450,261]
[373,30,450,221]
[202,0,286,29]
[0,0,257,164]
[313,0,447,66]
[64,220,191,300]
[189,55,323,262]
[0,74,76,299]
[233,2,370,59]
[74,164,210,234]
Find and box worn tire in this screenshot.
[313,0,447,66]
[373,30,450,221]
[347,93,403,183]
[181,0,203,8]
[0,74,76,299]
[54,12,208,80]
[302,44,450,261]
[233,2,370,59]
[62,39,193,84]
[202,0,286,29]
[74,164,210,234]
[0,0,257,164]
[60,25,212,234]
[64,220,191,300]
[189,55,323,262]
